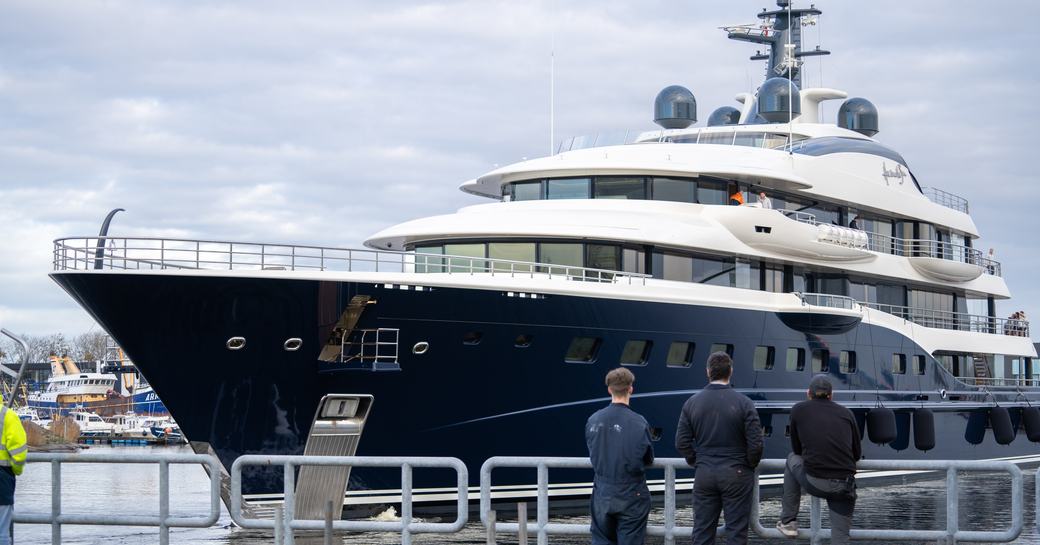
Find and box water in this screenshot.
[14,445,1040,544]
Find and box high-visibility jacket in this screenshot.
[0,407,27,476]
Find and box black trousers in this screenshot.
[590,483,651,545]
[691,463,754,545]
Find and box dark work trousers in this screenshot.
[590,482,651,545]
[780,454,857,545]
[691,463,754,545]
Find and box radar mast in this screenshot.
[722,0,829,87]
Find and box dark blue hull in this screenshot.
[50,272,1040,494]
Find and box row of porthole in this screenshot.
[226,337,303,351]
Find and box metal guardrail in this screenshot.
[861,301,1030,337]
[230,455,468,545]
[923,187,970,214]
[53,237,649,285]
[16,452,222,545]
[795,291,858,310]
[481,457,1024,545]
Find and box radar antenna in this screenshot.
[720,0,829,87]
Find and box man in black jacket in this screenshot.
[586,368,655,545]
[675,351,763,545]
[776,375,861,545]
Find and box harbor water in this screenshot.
[13,445,1040,544]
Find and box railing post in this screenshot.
[537,463,549,545]
[283,462,296,545]
[401,463,413,545]
[946,466,958,544]
[324,500,333,545]
[274,505,284,545]
[664,464,676,545]
[810,495,822,545]
[486,509,497,545]
[518,502,529,545]
[51,459,61,544]
[159,459,170,545]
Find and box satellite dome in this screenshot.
[653,85,697,129]
[837,97,879,136]
[707,106,741,127]
[757,77,801,123]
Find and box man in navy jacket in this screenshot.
[586,368,655,545]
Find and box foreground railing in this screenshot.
[861,302,1030,337]
[795,292,857,310]
[15,452,222,545]
[230,455,468,545]
[53,237,649,285]
[481,457,1024,545]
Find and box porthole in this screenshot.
[463,332,483,346]
[412,341,430,355]
[514,334,534,348]
[226,337,246,350]
[283,338,303,352]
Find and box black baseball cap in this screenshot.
[809,375,833,398]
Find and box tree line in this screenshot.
[0,331,109,364]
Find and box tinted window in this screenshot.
[652,178,695,203]
[653,252,693,282]
[512,181,543,201]
[620,340,652,366]
[514,334,533,348]
[694,256,734,286]
[444,243,486,272]
[594,177,646,200]
[415,245,445,273]
[840,351,857,373]
[463,332,482,345]
[697,179,728,205]
[754,346,775,371]
[892,353,907,374]
[913,355,926,375]
[666,342,695,367]
[586,244,620,271]
[539,243,583,272]
[710,343,734,357]
[547,178,590,200]
[488,243,535,272]
[565,337,602,363]
[786,348,805,371]
[812,349,829,373]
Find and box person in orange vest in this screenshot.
[729,189,745,206]
[0,404,27,545]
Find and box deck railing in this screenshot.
[794,292,857,310]
[52,237,650,285]
[923,187,970,214]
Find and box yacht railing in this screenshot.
[964,377,1040,388]
[922,187,970,214]
[860,302,1030,337]
[52,237,651,285]
[794,292,857,310]
[778,209,818,225]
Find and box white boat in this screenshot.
[65,410,116,436]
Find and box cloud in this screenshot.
[0,0,1037,339]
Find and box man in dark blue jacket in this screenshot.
[675,351,763,545]
[586,367,655,545]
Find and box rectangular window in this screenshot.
[586,244,620,271]
[651,178,695,203]
[488,242,536,272]
[444,243,487,272]
[754,346,775,371]
[710,343,734,357]
[652,252,693,282]
[511,181,543,201]
[840,351,857,373]
[594,177,646,200]
[892,353,907,374]
[546,178,590,200]
[786,348,805,372]
[622,248,646,274]
[414,245,445,273]
[699,131,735,145]
[812,349,829,373]
[693,256,734,286]
[666,342,695,367]
[620,340,652,366]
[913,355,926,375]
[697,179,728,205]
[538,243,584,274]
[565,337,602,364]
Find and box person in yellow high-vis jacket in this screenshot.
[0,405,27,545]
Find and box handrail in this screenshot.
[480,457,1024,545]
[794,292,857,310]
[861,301,1030,337]
[53,237,650,286]
[15,452,222,545]
[922,187,970,214]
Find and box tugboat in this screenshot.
[48,0,1038,504]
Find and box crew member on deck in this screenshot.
[586,368,654,545]
[729,189,745,206]
[0,403,27,545]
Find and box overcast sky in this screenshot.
[0,0,1036,342]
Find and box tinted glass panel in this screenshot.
[587,244,620,271]
[565,337,601,363]
[694,256,733,286]
[514,334,533,348]
[812,349,829,373]
[697,179,728,205]
[892,353,906,374]
[786,348,805,371]
[622,248,646,274]
[415,246,445,273]
[666,342,695,367]
[913,355,926,375]
[655,252,692,282]
[444,243,486,272]
[754,346,775,371]
[539,243,583,272]
[547,178,590,200]
[652,178,695,203]
[595,177,646,200]
[710,343,734,357]
[700,131,735,144]
[840,351,857,373]
[512,181,542,201]
[463,332,482,345]
[620,340,652,366]
[488,243,536,272]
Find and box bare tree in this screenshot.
[73,331,109,362]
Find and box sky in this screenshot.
[0,0,1037,342]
